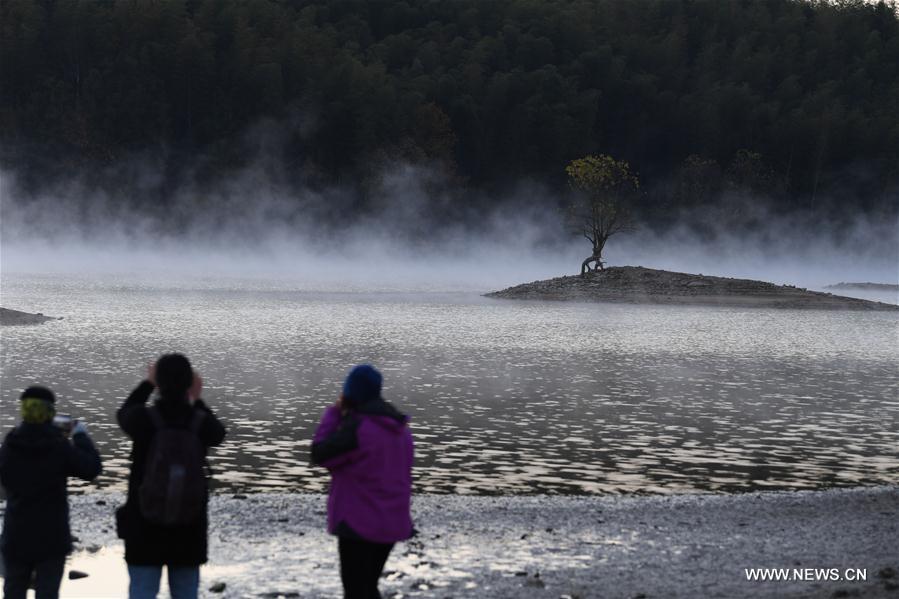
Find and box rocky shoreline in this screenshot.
[5,486,895,598]
[487,266,899,310]
[825,282,899,292]
[0,307,62,325]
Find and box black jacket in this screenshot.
[116,381,226,566]
[0,422,102,561]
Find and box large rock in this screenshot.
[0,307,63,326]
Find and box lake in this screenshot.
[1,273,896,495]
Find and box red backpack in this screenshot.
[138,407,207,526]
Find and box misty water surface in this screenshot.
[1,273,896,495]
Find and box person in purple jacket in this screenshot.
[311,364,414,599]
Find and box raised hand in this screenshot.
[188,372,203,403]
[71,420,88,437]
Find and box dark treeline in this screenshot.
[1,0,897,225]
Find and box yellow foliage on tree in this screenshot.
[565,154,639,274]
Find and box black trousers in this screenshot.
[338,537,394,599]
[2,554,66,599]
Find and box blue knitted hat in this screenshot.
[342,364,382,405]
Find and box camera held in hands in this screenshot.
[52,414,75,436]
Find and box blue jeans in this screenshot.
[127,564,199,599]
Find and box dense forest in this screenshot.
[1,0,897,225]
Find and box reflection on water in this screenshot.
[58,547,128,598]
[1,274,897,494]
[57,546,247,598]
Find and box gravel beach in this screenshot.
[11,486,896,598]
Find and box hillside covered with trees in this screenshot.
[1,0,897,224]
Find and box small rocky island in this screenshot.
[0,307,63,325]
[487,266,899,311]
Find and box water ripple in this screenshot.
[1,274,896,494]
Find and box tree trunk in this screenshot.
[580,251,605,275]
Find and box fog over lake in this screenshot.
[1,272,895,495]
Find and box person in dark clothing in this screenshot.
[312,364,414,599]
[116,354,226,599]
[0,385,102,599]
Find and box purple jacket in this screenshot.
[311,400,414,543]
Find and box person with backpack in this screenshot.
[116,354,226,599]
[311,364,414,599]
[0,385,102,599]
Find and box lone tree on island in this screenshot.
[565,154,640,274]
